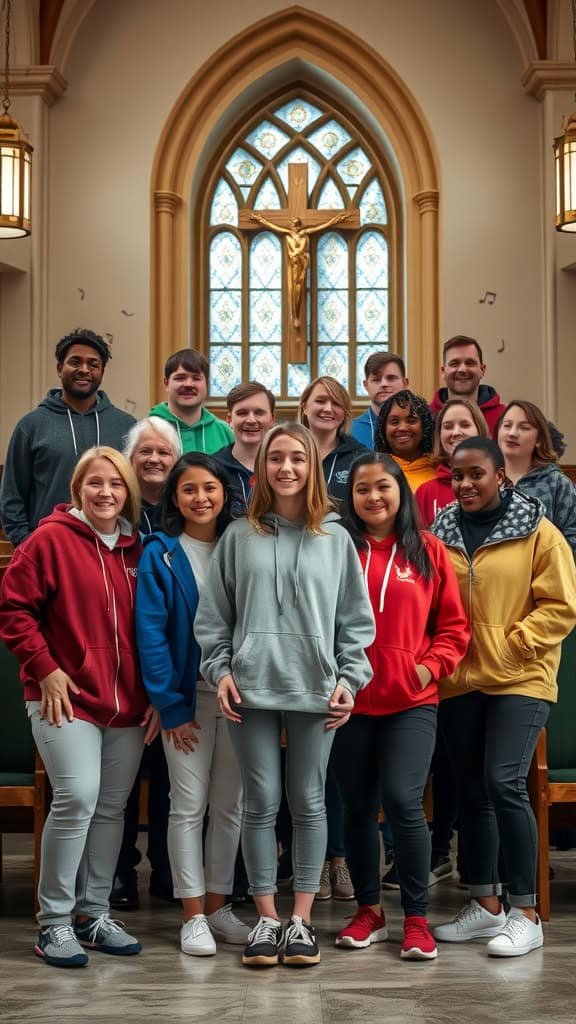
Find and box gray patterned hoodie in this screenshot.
[511,463,576,559]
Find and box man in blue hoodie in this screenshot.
[0,329,135,546]
[351,352,409,449]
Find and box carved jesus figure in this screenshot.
[250,211,351,330]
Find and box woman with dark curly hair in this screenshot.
[375,390,436,492]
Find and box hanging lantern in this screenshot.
[0,0,33,239]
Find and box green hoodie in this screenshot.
[149,402,234,454]
[195,513,376,713]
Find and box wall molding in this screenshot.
[522,60,576,99]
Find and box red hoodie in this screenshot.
[429,385,505,437]
[0,505,147,727]
[415,462,456,527]
[353,532,470,716]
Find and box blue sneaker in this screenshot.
[74,914,141,955]
[35,925,88,967]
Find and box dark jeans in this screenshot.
[430,728,459,859]
[115,734,171,879]
[332,705,437,917]
[439,691,549,908]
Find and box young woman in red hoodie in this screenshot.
[0,447,159,969]
[415,399,490,527]
[331,452,470,960]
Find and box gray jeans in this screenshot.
[228,709,335,895]
[28,703,144,926]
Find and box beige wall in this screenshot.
[1,0,575,457]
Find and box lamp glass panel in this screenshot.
[1,149,17,215]
[555,147,561,218]
[24,152,30,220]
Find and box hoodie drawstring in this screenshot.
[67,407,101,456]
[273,518,307,611]
[364,540,397,613]
[326,452,338,489]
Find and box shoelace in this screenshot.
[499,915,529,941]
[81,914,124,941]
[319,863,331,885]
[453,902,483,929]
[248,918,281,945]
[333,864,351,886]
[344,907,381,929]
[185,916,210,938]
[285,919,314,947]
[47,924,77,946]
[404,920,429,939]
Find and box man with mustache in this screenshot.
[351,352,409,449]
[149,349,234,455]
[0,329,135,546]
[430,336,505,437]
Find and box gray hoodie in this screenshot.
[195,513,375,713]
[512,463,576,559]
[0,389,135,546]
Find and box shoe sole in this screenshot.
[335,928,388,949]
[434,926,504,943]
[333,894,356,901]
[487,937,544,958]
[283,952,321,966]
[181,946,217,956]
[400,946,438,960]
[77,941,141,955]
[34,947,88,968]
[210,933,250,945]
[242,953,279,966]
[314,893,332,901]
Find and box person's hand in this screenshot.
[164,719,201,754]
[217,674,242,723]
[415,664,432,689]
[326,682,354,730]
[140,705,162,744]
[39,669,80,726]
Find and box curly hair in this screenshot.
[375,390,435,456]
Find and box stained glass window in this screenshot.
[205,93,397,400]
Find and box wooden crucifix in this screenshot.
[238,163,360,362]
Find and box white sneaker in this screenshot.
[180,915,216,956]
[433,899,506,942]
[207,904,251,945]
[486,908,544,958]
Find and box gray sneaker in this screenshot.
[34,925,88,968]
[74,914,141,955]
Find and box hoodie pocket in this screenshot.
[232,631,335,697]
[369,645,427,699]
[471,624,523,686]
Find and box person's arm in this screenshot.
[550,473,576,563]
[135,547,194,730]
[0,543,60,681]
[333,533,376,695]
[0,424,33,546]
[507,526,576,661]
[195,535,237,687]
[249,212,289,235]
[418,536,471,681]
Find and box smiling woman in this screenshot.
[375,390,435,492]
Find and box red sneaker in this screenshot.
[401,916,438,960]
[335,906,388,949]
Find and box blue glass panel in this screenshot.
[274,99,323,131]
[318,178,345,209]
[317,290,349,343]
[318,345,349,388]
[249,292,282,344]
[356,290,389,343]
[209,291,242,344]
[356,344,385,398]
[226,148,263,187]
[277,148,321,194]
[210,178,238,226]
[337,146,371,186]
[287,358,311,397]
[307,119,352,158]
[249,232,282,288]
[249,345,282,393]
[209,233,242,289]
[317,232,348,290]
[254,177,282,210]
[209,346,242,397]
[360,178,387,225]
[246,120,290,159]
[356,231,388,288]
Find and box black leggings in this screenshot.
[331,706,437,917]
[439,691,549,908]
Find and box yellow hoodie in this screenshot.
[390,454,436,493]
[431,491,576,702]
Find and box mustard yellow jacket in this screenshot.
[431,491,576,702]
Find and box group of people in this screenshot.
[0,328,575,972]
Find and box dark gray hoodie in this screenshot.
[0,389,135,546]
[512,463,576,559]
[195,512,375,713]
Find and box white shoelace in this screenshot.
[183,916,210,938]
[82,914,124,941]
[248,917,281,945]
[46,924,77,946]
[499,915,530,942]
[285,918,314,947]
[452,901,484,930]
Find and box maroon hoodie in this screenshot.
[0,505,147,727]
[429,384,505,437]
[353,532,470,716]
[415,462,456,527]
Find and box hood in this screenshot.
[142,529,179,554]
[36,504,138,548]
[149,402,213,429]
[436,461,453,482]
[39,388,112,414]
[517,462,564,485]
[335,433,368,456]
[430,384,502,413]
[259,511,341,609]
[432,488,544,552]
[393,454,434,473]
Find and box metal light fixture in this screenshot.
[0,0,32,238]
[554,0,576,232]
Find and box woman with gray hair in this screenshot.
[123,416,181,534]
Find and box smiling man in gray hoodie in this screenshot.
[0,328,135,546]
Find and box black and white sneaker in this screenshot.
[283,915,320,967]
[242,916,283,967]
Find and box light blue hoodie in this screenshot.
[195,513,375,713]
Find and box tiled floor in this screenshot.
[1,836,575,1023]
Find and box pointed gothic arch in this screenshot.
[150,5,440,402]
